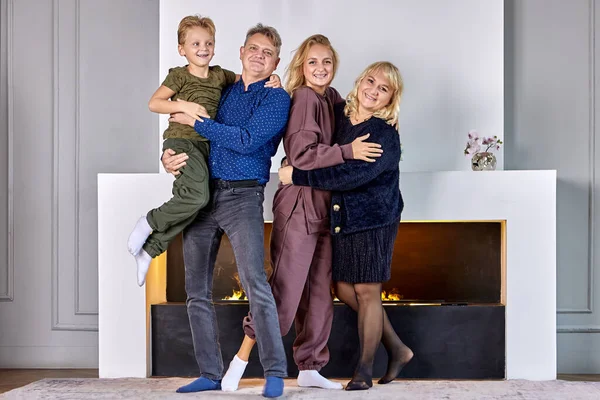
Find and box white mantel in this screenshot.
[98,170,556,380]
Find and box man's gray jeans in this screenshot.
[182,184,287,380]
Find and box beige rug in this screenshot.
[2,378,600,399]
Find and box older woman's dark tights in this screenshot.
[336,281,414,389]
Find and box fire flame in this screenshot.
[331,290,404,302]
[221,273,248,301]
[223,289,247,301]
[381,290,403,301]
[221,283,402,302]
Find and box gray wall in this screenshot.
[0,0,158,367]
[505,0,600,372]
[161,0,505,173]
[0,0,598,372]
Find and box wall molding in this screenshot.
[70,0,94,317]
[51,0,97,331]
[558,0,596,314]
[51,0,63,330]
[0,0,14,302]
[558,325,600,333]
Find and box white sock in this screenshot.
[297,370,343,390]
[127,216,152,256]
[221,355,248,392]
[135,250,152,287]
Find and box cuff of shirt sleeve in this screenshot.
[291,168,309,186]
[340,143,354,160]
[194,118,214,136]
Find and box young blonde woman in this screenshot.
[221,34,381,391]
[279,61,414,390]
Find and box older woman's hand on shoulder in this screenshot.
[351,133,383,162]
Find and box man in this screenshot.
[163,24,290,398]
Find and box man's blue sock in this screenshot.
[176,376,221,393]
[262,376,284,398]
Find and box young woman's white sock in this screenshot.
[297,370,343,390]
[221,355,248,392]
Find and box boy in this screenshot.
[126,15,278,286]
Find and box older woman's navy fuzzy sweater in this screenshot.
[291,111,404,236]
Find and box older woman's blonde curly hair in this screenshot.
[344,61,403,129]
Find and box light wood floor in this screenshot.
[0,369,598,394]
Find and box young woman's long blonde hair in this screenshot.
[344,61,403,129]
[284,34,339,96]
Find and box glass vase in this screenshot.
[471,152,496,171]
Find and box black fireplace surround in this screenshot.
[151,222,505,379]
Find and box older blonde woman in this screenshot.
[279,61,414,390]
[221,35,381,392]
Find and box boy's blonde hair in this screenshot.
[344,61,403,129]
[177,15,216,45]
[244,23,282,56]
[284,34,339,96]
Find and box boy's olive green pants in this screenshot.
[143,138,210,258]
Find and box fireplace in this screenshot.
[163,222,503,305]
[98,171,556,380]
[151,221,505,379]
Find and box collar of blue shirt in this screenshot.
[239,77,270,92]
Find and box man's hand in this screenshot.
[176,99,209,122]
[169,112,196,127]
[265,74,282,89]
[351,133,383,162]
[278,165,293,185]
[161,148,189,176]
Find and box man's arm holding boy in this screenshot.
[169,89,291,154]
[150,68,281,123]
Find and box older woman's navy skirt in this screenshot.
[332,221,399,284]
